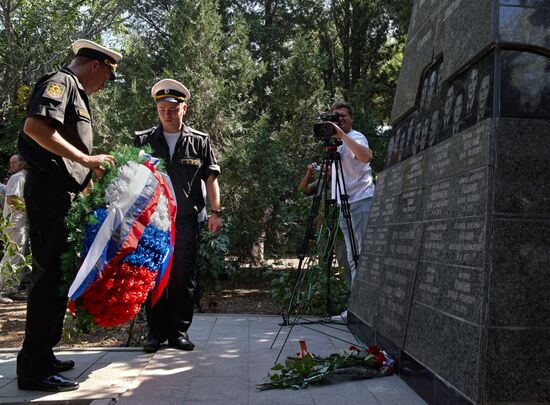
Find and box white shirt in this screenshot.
[0,183,5,211]
[332,129,375,204]
[163,131,180,160]
[3,170,27,226]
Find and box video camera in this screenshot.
[313,112,342,147]
[313,112,339,139]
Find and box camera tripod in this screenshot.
[270,140,361,363]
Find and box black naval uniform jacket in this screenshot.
[16,67,95,381]
[134,124,220,219]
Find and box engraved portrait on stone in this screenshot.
[465,67,478,116]
[426,70,438,107]
[477,73,491,122]
[436,69,443,98]
[429,110,440,147]
[502,51,550,119]
[414,120,423,155]
[397,125,407,162]
[420,76,429,108]
[443,85,455,130]
[452,92,463,136]
[385,56,490,168]
[395,126,404,164]
[420,117,430,152]
[405,115,416,160]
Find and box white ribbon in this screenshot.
[68,164,156,300]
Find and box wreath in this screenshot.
[61,147,176,328]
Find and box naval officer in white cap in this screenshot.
[135,78,222,353]
[17,39,122,392]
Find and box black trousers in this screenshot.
[17,169,71,381]
[145,217,200,340]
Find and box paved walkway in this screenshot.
[0,314,426,404]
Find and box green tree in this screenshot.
[0,0,133,154]
[90,0,259,151]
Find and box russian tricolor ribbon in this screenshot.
[68,161,177,306]
[147,170,177,306]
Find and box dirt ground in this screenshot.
[0,266,281,349]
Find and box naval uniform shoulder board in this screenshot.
[134,126,158,147]
[188,127,209,137]
[135,126,157,136]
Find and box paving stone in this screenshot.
[185,376,249,401]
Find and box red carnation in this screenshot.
[79,264,156,327]
[366,345,381,355]
[374,352,385,368]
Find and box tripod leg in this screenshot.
[273,311,299,363]
[271,157,331,351]
[269,255,310,349]
[334,158,360,270]
[320,201,340,318]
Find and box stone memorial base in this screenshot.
[349,118,550,404]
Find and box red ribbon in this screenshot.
[147,168,177,306]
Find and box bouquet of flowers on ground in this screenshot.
[258,340,394,390]
[61,147,176,328]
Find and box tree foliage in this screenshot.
[0,0,133,156]
[0,0,412,262]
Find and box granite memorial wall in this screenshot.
[348,0,550,403]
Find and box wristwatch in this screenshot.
[211,209,222,217]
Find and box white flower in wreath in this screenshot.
[104,162,140,208]
[150,193,171,231]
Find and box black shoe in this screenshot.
[169,334,195,351]
[18,374,79,392]
[52,359,75,372]
[7,291,27,301]
[143,337,161,353]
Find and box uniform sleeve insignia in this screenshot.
[76,108,91,120]
[44,81,66,100]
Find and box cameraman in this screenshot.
[326,101,374,320]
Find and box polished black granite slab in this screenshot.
[348,312,474,405]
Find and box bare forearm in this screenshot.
[206,175,221,210]
[298,173,313,194]
[206,175,222,233]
